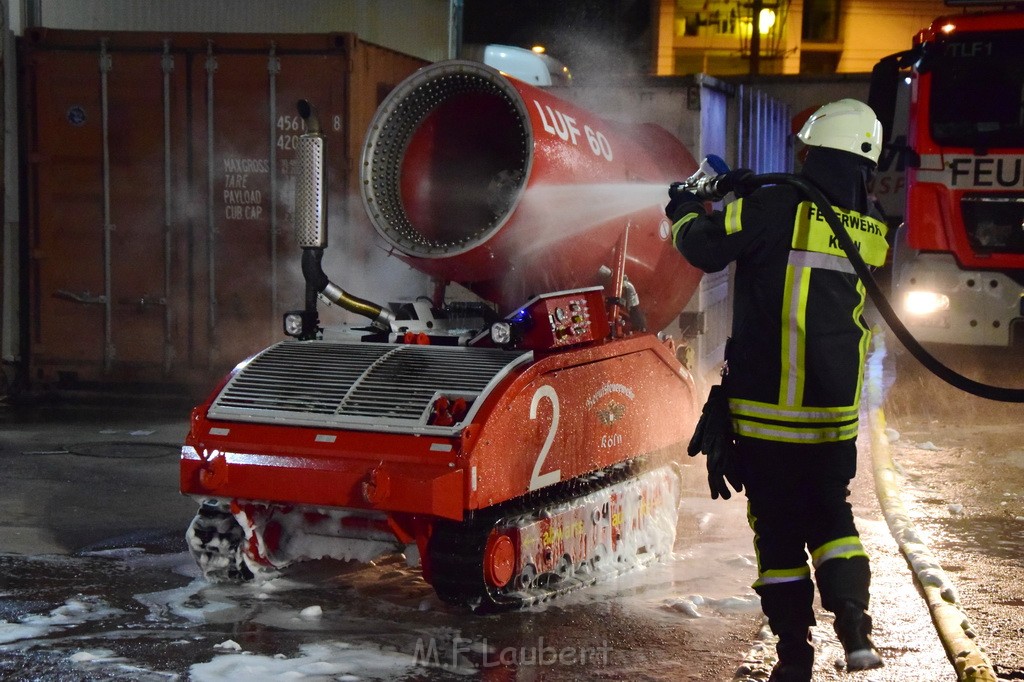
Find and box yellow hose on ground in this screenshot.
[865,332,997,682]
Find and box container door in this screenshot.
[190,46,351,372]
[106,45,190,378]
[24,38,198,385]
[25,47,111,380]
[24,42,185,383]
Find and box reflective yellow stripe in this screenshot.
[793,269,809,406]
[753,566,812,588]
[733,419,860,444]
[748,505,814,587]
[788,249,855,274]
[729,399,859,423]
[792,201,888,267]
[779,264,795,406]
[730,397,860,444]
[779,263,809,406]
[746,504,762,571]
[671,212,701,242]
[853,279,871,403]
[724,198,743,234]
[811,536,867,567]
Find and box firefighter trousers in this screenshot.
[736,437,872,637]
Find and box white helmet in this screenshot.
[797,99,883,164]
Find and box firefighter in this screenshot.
[665,99,889,681]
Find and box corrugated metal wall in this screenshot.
[736,84,792,174]
[29,0,454,62]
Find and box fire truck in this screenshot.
[870,2,1024,347]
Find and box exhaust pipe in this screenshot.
[294,100,328,249]
[359,60,703,333]
[292,100,394,336]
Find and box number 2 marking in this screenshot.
[529,385,561,490]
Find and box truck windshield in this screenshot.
[929,31,1024,148]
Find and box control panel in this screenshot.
[517,287,610,350]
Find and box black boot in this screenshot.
[834,601,883,671]
[757,579,816,682]
[768,628,814,682]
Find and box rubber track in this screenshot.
[427,458,650,611]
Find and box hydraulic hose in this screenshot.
[300,248,395,332]
[752,172,1024,403]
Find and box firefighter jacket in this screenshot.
[671,174,889,446]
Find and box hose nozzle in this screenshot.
[674,155,758,202]
[674,154,732,201]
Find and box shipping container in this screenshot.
[29,0,453,63]
[19,29,427,389]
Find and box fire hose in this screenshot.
[671,166,1024,403]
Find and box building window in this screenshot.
[675,0,741,38]
[800,51,841,73]
[802,0,840,42]
[673,0,790,61]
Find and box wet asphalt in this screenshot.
[0,345,1019,682]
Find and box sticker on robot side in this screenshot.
[588,382,633,448]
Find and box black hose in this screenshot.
[298,248,328,340]
[301,248,329,309]
[752,172,1024,403]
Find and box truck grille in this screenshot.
[207,341,531,433]
[961,195,1024,254]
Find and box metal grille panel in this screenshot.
[208,341,530,433]
[961,195,1024,255]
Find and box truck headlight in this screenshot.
[904,291,950,316]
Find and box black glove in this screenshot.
[687,385,743,500]
[665,184,703,224]
[713,169,757,198]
